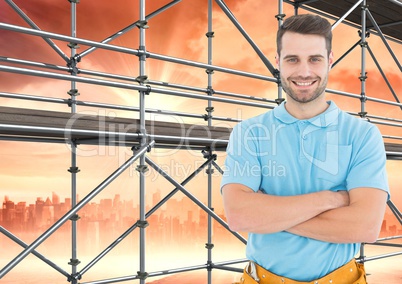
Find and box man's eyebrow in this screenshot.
[309,54,325,58]
[282,55,298,60]
[282,54,326,60]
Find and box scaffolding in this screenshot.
[0,0,401,283]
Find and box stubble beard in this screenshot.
[281,75,328,104]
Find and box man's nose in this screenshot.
[296,61,312,77]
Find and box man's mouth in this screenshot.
[292,81,316,86]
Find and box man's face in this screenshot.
[276,32,333,104]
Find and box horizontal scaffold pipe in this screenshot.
[1,56,273,108]
[0,91,240,124]
[370,119,402,128]
[327,88,402,108]
[0,135,68,144]
[0,123,143,141]
[0,23,277,83]
[79,263,209,284]
[0,65,275,109]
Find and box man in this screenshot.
[221,14,389,283]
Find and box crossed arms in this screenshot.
[222,183,388,243]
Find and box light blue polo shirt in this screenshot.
[221,101,389,281]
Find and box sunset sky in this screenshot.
[1,0,402,283]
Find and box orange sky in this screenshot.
[0,0,401,213]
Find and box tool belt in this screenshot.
[235,259,367,284]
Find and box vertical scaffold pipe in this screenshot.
[68,1,80,283]
[275,0,285,105]
[358,0,369,263]
[359,0,368,118]
[138,1,148,284]
[206,1,214,283]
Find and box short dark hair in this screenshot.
[276,14,332,56]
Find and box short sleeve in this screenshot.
[346,125,390,198]
[220,122,262,192]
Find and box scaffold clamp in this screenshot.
[206,168,214,174]
[205,31,215,38]
[206,86,215,95]
[358,30,370,38]
[70,272,82,281]
[205,106,214,113]
[68,258,81,266]
[275,13,286,20]
[68,166,81,173]
[359,73,368,82]
[358,111,368,118]
[68,89,80,97]
[135,75,149,84]
[67,56,81,75]
[67,42,80,49]
[68,0,80,3]
[275,97,285,105]
[205,69,214,74]
[201,149,217,160]
[135,20,149,29]
[69,214,81,221]
[136,164,149,173]
[205,243,214,249]
[137,220,149,228]
[137,271,149,280]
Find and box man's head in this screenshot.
[277,14,332,57]
[275,14,333,107]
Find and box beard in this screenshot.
[281,75,328,104]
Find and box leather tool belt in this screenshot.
[235,259,367,284]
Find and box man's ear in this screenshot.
[328,51,334,70]
[275,53,280,69]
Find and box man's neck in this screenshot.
[284,97,329,120]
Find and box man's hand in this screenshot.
[222,184,353,234]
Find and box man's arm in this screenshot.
[287,187,388,243]
[222,183,349,234]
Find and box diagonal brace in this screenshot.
[214,0,279,78]
[75,154,216,280]
[145,156,247,245]
[0,226,70,279]
[0,141,154,279]
[79,0,182,58]
[5,0,70,63]
[366,9,401,72]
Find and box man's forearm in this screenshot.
[287,187,388,243]
[222,184,349,234]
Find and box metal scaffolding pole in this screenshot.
[359,0,368,118]
[0,142,152,279]
[145,156,247,245]
[68,2,80,283]
[0,226,70,279]
[206,2,214,283]
[0,1,402,282]
[4,0,69,62]
[276,0,285,105]
[137,1,148,283]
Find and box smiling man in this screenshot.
[221,14,389,283]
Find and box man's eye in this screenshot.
[310,57,321,62]
[287,58,297,63]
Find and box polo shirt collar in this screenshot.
[273,101,340,127]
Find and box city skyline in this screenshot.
[2,192,401,240]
